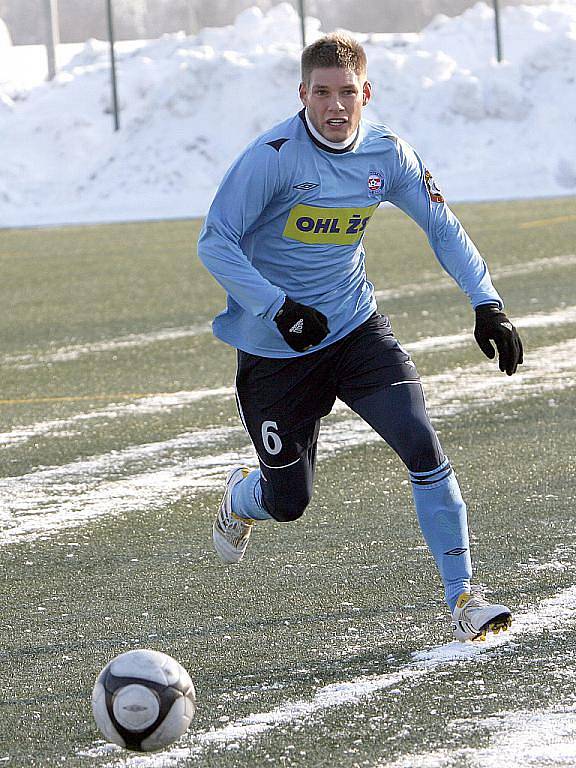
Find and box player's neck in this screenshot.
[303,109,360,152]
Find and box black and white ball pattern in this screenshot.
[92,649,196,752]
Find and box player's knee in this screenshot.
[399,421,444,473]
[266,486,312,522]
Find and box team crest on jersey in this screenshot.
[425,169,444,203]
[367,170,384,197]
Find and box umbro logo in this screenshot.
[445,547,468,556]
[289,319,304,334]
[293,182,319,191]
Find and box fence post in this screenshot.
[106,0,120,131]
[44,0,59,80]
[493,0,503,62]
[298,0,306,48]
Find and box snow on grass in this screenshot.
[78,585,576,766]
[414,336,576,418]
[2,255,575,372]
[382,707,576,767]
[415,585,576,665]
[374,253,576,302]
[1,336,575,545]
[0,388,234,447]
[2,323,210,368]
[404,304,576,354]
[2,301,574,449]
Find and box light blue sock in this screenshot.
[231,469,273,521]
[410,458,472,612]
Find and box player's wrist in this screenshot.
[475,302,501,316]
[274,297,297,321]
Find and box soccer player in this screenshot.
[197,34,523,642]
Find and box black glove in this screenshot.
[274,297,329,352]
[474,303,523,376]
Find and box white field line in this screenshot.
[381,708,576,768]
[1,336,576,545]
[2,303,575,450]
[374,253,576,301]
[78,584,576,766]
[1,322,210,368]
[3,254,574,369]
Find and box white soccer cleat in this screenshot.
[452,591,512,642]
[213,467,255,564]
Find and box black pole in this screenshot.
[106,0,120,131]
[298,0,306,49]
[493,0,503,62]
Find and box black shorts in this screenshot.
[235,313,420,469]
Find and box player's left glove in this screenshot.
[474,303,523,376]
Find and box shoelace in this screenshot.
[463,592,490,612]
[220,508,252,534]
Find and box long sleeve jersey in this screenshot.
[197,109,502,358]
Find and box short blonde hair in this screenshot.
[301,33,367,85]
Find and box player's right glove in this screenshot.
[274,297,329,353]
[474,302,524,376]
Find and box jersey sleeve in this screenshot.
[197,143,286,320]
[385,138,503,309]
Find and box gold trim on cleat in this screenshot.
[456,593,472,609]
[231,512,255,525]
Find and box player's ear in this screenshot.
[362,80,372,106]
[299,81,308,107]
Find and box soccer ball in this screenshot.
[91,648,196,752]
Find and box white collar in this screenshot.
[304,109,359,151]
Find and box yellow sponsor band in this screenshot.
[283,203,379,245]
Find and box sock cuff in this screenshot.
[409,457,453,487]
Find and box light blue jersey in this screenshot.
[197,110,502,357]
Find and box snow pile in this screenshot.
[0,1,575,228]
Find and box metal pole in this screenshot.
[298,0,306,49]
[106,0,120,131]
[44,0,60,81]
[493,0,503,62]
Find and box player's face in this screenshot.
[299,67,371,143]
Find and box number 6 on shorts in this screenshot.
[261,420,283,455]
